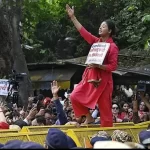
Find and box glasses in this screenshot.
[112,107,119,110]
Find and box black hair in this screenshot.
[36,115,46,125]
[14,119,28,128]
[37,94,44,101]
[45,109,52,114]
[104,19,116,36]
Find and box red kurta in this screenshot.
[70,27,119,127]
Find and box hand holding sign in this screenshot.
[85,42,110,65]
[87,64,100,68]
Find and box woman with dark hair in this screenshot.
[120,102,129,120]
[66,4,119,127]
[112,103,122,123]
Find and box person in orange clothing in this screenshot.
[66,4,119,127]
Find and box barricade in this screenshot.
[135,121,150,127]
[20,122,135,133]
[0,123,147,147]
[66,125,147,147]
[0,129,19,134]
[0,133,29,144]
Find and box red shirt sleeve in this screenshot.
[0,122,9,129]
[105,43,119,72]
[78,26,99,45]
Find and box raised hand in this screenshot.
[66,4,74,18]
[51,81,60,96]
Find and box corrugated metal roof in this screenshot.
[30,68,76,82]
[32,81,70,90]
[128,64,150,76]
[112,70,127,76]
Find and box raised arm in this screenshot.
[51,81,68,125]
[66,4,82,31]
[66,4,98,44]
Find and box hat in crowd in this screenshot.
[43,97,51,106]
[94,141,131,148]
[111,130,132,143]
[0,143,4,148]
[2,140,23,149]
[14,119,28,129]
[46,128,76,149]
[67,135,77,148]
[0,122,9,129]
[92,131,111,140]
[139,130,150,145]
[20,141,45,149]
[90,136,110,146]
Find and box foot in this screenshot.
[82,117,95,125]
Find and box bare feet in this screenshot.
[82,116,95,125]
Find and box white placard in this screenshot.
[85,42,110,65]
[0,79,10,96]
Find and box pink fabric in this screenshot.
[0,122,9,129]
[120,112,128,120]
[70,27,119,127]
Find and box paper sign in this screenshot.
[0,79,10,96]
[85,42,110,65]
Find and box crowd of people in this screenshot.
[0,81,150,148]
[0,82,150,130]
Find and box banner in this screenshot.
[0,79,10,96]
[85,42,110,65]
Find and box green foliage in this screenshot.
[112,0,150,55]
[22,0,150,65]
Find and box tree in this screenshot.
[22,0,150,66]
[0,1,13,78]
[0,0,32,108]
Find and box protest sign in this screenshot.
[0,79,10,96]
[85,42,110,65]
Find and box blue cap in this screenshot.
[0,143,4,148]
[2,140,23,149]
[139,130,150,145]
[67,135,77,148]
[46,128,68,149]
[20,141,45,149]
[46,128,76,149]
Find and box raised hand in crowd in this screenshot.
[0,100,8,113]
[140,92,150,111]
[26,106,37,121]
[28,97,34,104]
[51,81,60,100]
[19,106,26,119]
[36,108,45,116]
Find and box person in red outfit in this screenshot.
[66,4,119,127]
